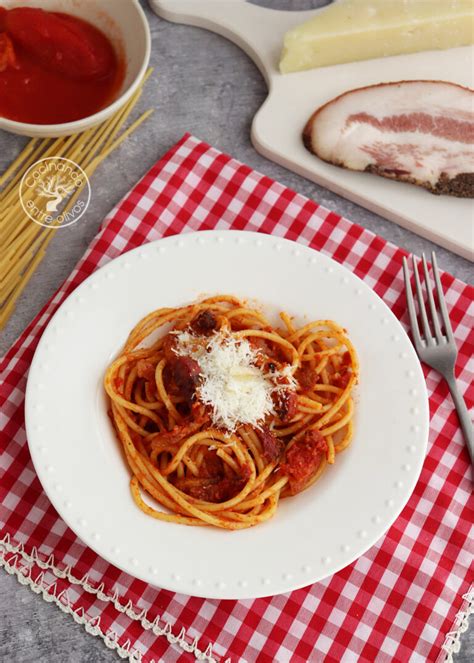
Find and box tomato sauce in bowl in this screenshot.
[0,6,124,124]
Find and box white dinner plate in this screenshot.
[25,230,429,599]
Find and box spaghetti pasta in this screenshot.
[0,69,154,329]
[105,295,358,530]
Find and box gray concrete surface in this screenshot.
[0,1,472,661]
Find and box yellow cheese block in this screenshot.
[280,0,474,73]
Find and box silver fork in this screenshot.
[403,252,473,465]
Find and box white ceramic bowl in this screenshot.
[0,0,151,138]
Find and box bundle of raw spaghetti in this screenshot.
[0,69,154,329]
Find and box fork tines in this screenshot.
[403,251,454,349]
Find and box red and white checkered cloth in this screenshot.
[1,134,473,663]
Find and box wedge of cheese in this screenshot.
[280,0,474,73]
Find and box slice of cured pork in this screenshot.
[303,81,474,198]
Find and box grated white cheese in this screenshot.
[275,364,298,392]
[174,330,294,432]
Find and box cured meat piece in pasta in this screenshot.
[191,310,218,334]
[295,365,320,391]
[258,427,284,462]
[273,389,298,423]
[281,430,328,494]
[169,356,202,402]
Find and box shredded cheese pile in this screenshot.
[174,330,294,432]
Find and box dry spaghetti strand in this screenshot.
[0,69,154,329]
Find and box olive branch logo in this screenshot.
[35,173,76,213]
[19,157,91,228]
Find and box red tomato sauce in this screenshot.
[0,6,124,124]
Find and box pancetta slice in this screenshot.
[303,81,474,198]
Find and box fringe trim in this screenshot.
[6,533,470,663]
[440,585,474,663]
[0,533,224,663]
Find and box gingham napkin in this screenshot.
[1,134,473,663]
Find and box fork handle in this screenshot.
[446,374,474,465]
